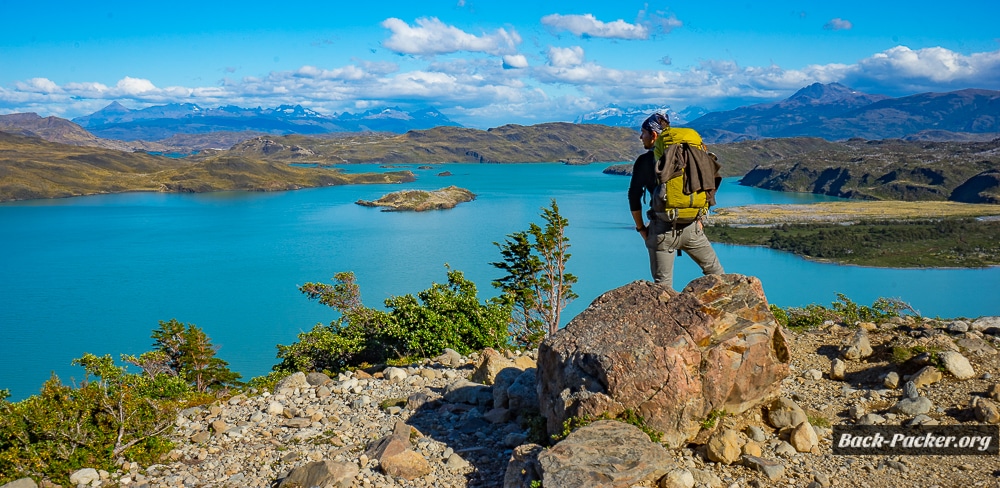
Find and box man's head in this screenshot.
[640,113,669,150]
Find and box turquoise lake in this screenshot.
[2,163,999,400]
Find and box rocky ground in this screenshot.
[12,315,1000,488]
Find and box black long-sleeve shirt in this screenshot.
[627,150,656,212]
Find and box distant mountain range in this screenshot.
[71,102,461,141]
[688,83,1000,143]
[2,83,999,153]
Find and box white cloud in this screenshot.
[14,78,61,93]
[546,46,585,68]
[502,54,529,69]
[855,45,978,81]
[2,44,999,128]
[115,77,157,95]
[381,17,521,56]
[62,82,111,98]
[823,18,853,31]
[837,45,1000,93]
[541,13,648,40]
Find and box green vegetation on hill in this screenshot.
[706,218,1000,267]
[0,131,415,202]
[705,202,1000,266]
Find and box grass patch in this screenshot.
[808,414,831,428]
[700,409,729,430]
[379,398,407,410]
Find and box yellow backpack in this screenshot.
[653,127,706,159]
[650,127,717,223]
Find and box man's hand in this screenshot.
[636,223,648,240]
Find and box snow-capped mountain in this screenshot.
[575,104,698,128]
[71,103,460,141]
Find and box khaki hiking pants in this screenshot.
[645,218,724,290]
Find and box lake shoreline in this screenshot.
[3,166,998,401]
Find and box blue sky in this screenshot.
[1,0,998,127]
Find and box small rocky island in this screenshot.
[355,185,475,212]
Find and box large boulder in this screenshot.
[503,444,544,488]
[364,421,432,480]
[536,420,671,487]
[537,274,791,446]
[471,348,516,385]
[277,460,359,488]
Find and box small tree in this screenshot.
[492,199,578,347]
[134,319,242,393]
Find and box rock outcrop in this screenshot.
[537,274,791,446]
[536,421,671,487]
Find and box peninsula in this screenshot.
[706,201,1000,267]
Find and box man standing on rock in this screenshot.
[628,113,724,289]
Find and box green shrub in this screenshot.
[0,321,238,485]
[244,371,291,394]
[521,412,549,445]
[775,294,914,330]
[769,304,789,327]
[0,358,184,485]
[831,293,914,325]
[891,345,944,369]
[276,267,511,373]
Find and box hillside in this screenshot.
[220,123,644,164]
[0,113,171,152]
[738,138,1000,203]
[605,137,882,179]
[0,131,187,201]
[0,132,413,202]
[603,137,1000,204]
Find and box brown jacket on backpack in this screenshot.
[661,143,722,207]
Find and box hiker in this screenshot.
[628,112,724,289]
